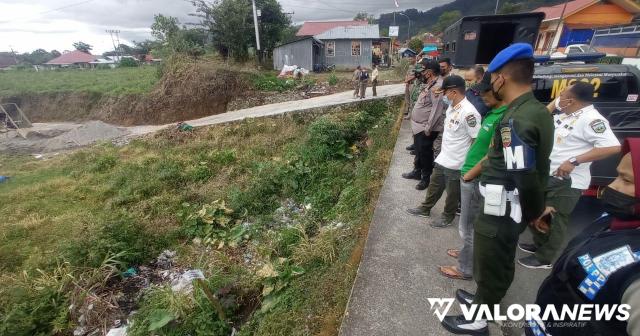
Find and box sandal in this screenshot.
[439,265,472,280]
[446,249,460,259]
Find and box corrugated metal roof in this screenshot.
[297,20,369,36]
[315,25,380,40]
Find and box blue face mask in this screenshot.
[442,94,451,106]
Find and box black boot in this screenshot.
[402,170,422,180]
[415,179,429,190]
[406,144,415,151]
[456,289,475,306]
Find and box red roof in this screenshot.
[297,20,369,36]
[46,50,97,65]
[533,0,596,21]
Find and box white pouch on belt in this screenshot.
[484,184,507,216]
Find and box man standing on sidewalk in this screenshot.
[352,66,362,98]
[517,82,620,269]
[359,67,369,99]
[406,75,481,228]
[371,64,379,97]
[402,60,444,190]
[441,43,554,335]
[438,72,506,280]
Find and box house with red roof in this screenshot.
[45,50,98,68]
[533,0,640,55]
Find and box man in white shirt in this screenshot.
[371,64,379,97]
[407,75,481,228]
[518,82,621,269]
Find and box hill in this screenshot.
[378,0,564,40]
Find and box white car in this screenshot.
[551,44,616,58]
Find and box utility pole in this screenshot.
[106,29,121,61]
[494,0,500,14]
[546,0,570,56]
[251,0,261,63]
[9,45,17,65]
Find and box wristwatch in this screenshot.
[569,157,580,166]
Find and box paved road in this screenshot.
[339,119,607,336]
[128,84,405,136]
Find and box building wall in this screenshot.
[323,39,373,70]
[564,3,633,27]
[272,39,313,71]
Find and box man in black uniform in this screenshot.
[525,138,640,336]
[441,43,555,335]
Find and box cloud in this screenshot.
[0,0,451,53]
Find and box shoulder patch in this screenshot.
[590,119,607,134]
[465,114,477,128]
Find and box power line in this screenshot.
[0,0,97,24]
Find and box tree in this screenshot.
[432,10,461,34]
[354,11,376,24]
[191,0,291,61]
[151,14,180,42]
[408,38,423,53]
[73,41,93,53]
[499,2,524,14]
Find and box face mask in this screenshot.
[601,186,640,220]
[490,75,504,101]
[442,92,452,105]
[555,98,571,112]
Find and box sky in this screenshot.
[0,0,452,54]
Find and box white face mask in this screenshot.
[555,98,563,111]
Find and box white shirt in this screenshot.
[549,105,620,190]
[435,97,481,170]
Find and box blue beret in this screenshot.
[487,43,534,72]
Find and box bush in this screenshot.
[252,74,297,92]
[119,57,139,67]
[328,73,338,86]
[394,58,412,79]
[599,56,623,64]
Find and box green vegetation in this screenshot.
[408,38,424,53]
[0,100,401,335]
[0,66,158,96]
[328,73,339,86]
[252,73,315,92]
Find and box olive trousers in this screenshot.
[473,200,528,305]
[531,177,582,264]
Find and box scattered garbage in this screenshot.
[156,250,177,269]
[176,122,194,132]
[0,176,9,183]
[106,326,127,336]
[122,267,137,278]
[171,269,205,293]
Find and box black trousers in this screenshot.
[413,131,439,182]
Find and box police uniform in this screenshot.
[529,105,620,264]
[525,215,640,336]
[419,87,481,225]
[473,44,555,306]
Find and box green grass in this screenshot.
[0,99,401,335]
[0,66,159,96]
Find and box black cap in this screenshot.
[440,75,466,90]
[420,59,440,76]
[471,72,492,93]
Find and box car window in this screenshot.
[532,71,640,103]
[567,47,580,54]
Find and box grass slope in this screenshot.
[0,66,158,96]
[0,99,401,335]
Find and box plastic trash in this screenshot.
[0,176,9,183]
[176,122,194,132]
[106,326,127,336]
[122,267,137,278]
[171,269,205,293]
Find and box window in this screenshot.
[351,41,361,56]
[567,46,581,54]
[326,41,335,57]
[451,42,456,52]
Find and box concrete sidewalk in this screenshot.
[128,84,405,136]
[339,119,556,336]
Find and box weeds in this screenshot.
[0,99,402,335]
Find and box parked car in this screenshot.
[551,44,616,58]
[532,62,640,192]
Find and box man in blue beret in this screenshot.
[440,43,555,335]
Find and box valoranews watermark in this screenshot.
[428,298,631,328]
